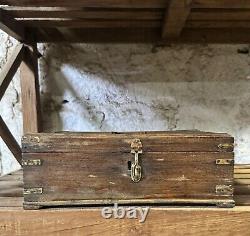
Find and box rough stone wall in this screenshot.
[1,30,250,175]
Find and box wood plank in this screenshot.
[0,206,250,235]
[162,0,192,39]
[20,44,42,133]
[0,197,23,207]
[3,7,164,20]
[23,151,234,206]
[234,196,250,206]
[22,132,234,153]
[18,19,161,28]
[3,0,250,8]
[0,9,24,41]
[193,0,250,9]
[189,9,250,21]
[0,44,24,101]
[186,20,250,28]
[0,116,22,165]
[33,27,250,44]
[0,0,169,8]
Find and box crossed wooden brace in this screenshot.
[0,9,42,165]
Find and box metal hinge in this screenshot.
[218,143,234,151]
[216,159,234,165]
[22,159,42,166]
[24,188,43,195]
[216,185,233,195]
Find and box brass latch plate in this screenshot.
[216,159,234,165]
[218,143,234,151]
[22,159,42,166]
[24,188,43,195]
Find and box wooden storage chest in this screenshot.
[22,131,235,209]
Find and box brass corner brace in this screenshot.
[216,159,234,165]
[216,185,233,195]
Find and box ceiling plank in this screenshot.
[0,9,25,41]
[162,0,192,39]
[0,0,168,8]
[3,7,163,20]
[17,19,161,28]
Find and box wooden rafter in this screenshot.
[162,0,192,39]
[0,116,22,165]
[0,9,24,41]
[0,43,24,101]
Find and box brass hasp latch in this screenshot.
[130,139,143,183]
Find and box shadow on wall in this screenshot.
[38,45,249,133]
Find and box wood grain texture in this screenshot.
[162,0,192,39]
[18,19,161,28]
[22,131,234,153]
[0,116,22,164]
[20,44,42,133]
[2,0,250,8]
[22,131,234,208]
[0,0,169,8]
[32,27,250,44]
[3,7,164,20]
[0,43,24,101]
[0,206,250,236]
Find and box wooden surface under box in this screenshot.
[0,166,250,235]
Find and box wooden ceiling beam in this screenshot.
[32,27,250,44]
[0,0,168,8]
[2,7,164,20]
[2,0,250,8]
[0,9,25,41]
[162,0,192,39]
[17,19,161,28]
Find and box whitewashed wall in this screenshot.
[1,30,250,175]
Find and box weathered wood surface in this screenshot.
[3,0,250,8]
[22,131,234,153]
[0,166,249,236]
[0,116,22,164]
[20,44,42,133]
[162,0,192,39]
[0,206,249,236]
[22,132,234,208]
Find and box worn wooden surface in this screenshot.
[22,131,234,153]
[0,166,249,235]
[2,1,250,43]
[20,44,42,133]
[0,206,250,236]
[22,132,234,208]
[0,116,22,164]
